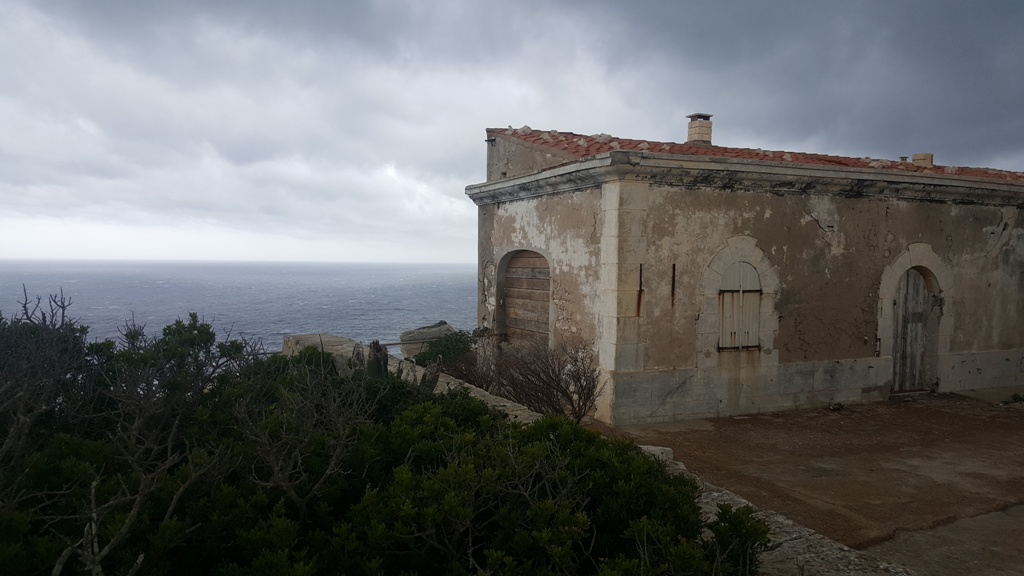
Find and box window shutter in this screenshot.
[741,290,760,348]
[720,262,761,350]
[721,292,739,348]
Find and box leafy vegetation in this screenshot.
[1,291,770,575]
[413,329,477,369]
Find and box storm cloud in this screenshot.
[2,0,1022,262]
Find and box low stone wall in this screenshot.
[945,349,1024,391]
[606,342,1024,424]
[611,358,889,424]
[283,334,914,575]
[282,334,541,423]
[611,349,1024,425]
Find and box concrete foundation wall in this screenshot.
[945,349,1024,391]
[611,348,1024,423]
[610,356,888,423]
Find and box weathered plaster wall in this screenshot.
[477,188,603,346]
[486,133,576,181]
[636,185,1024,366]
[605,178,1024,423]
[947,206,1024,350]
[610,359,889,423]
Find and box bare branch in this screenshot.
[489,340,604,423]
[234,357,372,520]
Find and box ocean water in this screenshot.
[0,260,477,354]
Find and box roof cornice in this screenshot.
[465,151,1024,207]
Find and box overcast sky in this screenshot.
[2,1,1022,263]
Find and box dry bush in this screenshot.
[0,288,88,504]
[490,340,603,423]
[233,347,372,522]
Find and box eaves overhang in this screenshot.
[465,151,1024,208]
[465,153,629,206]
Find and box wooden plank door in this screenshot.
[503,250,550,347]
[893,268,929,392]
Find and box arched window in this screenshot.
[720,262,761,350]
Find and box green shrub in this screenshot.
[337,409,768,575]
[0,294,770,576]
[704,503,772,575]
[411,329,495,390]
[413,330,474,368]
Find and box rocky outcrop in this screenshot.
[399,321,455,358]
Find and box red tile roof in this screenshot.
[487,127,1024,184]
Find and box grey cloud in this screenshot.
[1,0,1021,263]
[582,1,1024,166]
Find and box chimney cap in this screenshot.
[686,113,713,121]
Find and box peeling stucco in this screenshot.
[468,136,1024,424]
[481,188,603,346]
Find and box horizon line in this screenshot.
[0,258,477,266]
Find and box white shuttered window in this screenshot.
[720,262,761,349]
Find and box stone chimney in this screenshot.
[686,113,713,145]
[911,153,934,168]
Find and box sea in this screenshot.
[0,260,477,355]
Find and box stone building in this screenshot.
[465,115,1024,425]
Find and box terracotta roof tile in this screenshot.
[487,127,1024,184]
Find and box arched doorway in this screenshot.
[892,266,942,392]
[499,250,551,347]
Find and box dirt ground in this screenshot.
[606,391,1024,576]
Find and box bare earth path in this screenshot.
[610,392,1024,576]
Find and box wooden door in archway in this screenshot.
[892,267,938,392]
[502,250,550,347]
